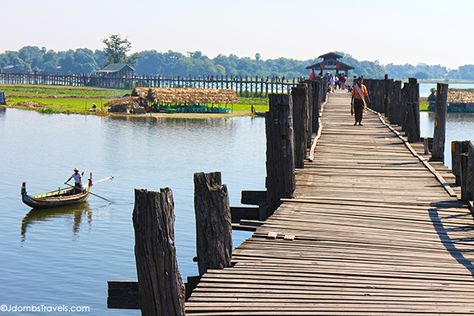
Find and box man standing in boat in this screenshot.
[65,168,83,194]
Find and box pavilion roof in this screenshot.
[306,60,354,70]
[318,52,343,60]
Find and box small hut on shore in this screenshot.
[95,64,135,78]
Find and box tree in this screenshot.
[414,72,429,80]
[255,53,261,61]
[103,34,132,64]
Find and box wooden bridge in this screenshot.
[184,91,474,315]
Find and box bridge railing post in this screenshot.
[291,84,309,168]
[405,78,420,142]
[364,79,373,110]
[194,172,232,276]
[384,76,394,121]
[303,80,313,148]
[460,142,474,203]
[390,81,402,125]
[310,79,321,136]
[431,83,449,162]
[452,141,470,185]
[266,93,295,214]
[133,188,185,316]
[401,82,408,131]
[376,79,385,113]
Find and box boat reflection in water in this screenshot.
[21,203,92,242]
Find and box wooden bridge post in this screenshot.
[384,77,394,120]
[467,142,474,203]
[400,82,408,131]
[364,79,372,109]
[132,188,185,316]
[305,79,321,143]
[452,141,470,185]
[377,80,386,113]
[266,94,295,213]
[367,80,380,112]
[405,78,420,142]
[390,81,402,125]
[194,172,232,276]
[460,145,474,203]
[322,79,328,102]
[431,83,448,161]
[303,80,314,148]
[291,83,309,168]
[311,79,322,135]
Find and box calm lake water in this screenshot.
[420,111,474,168]
[0,109,262,315]
[1,106,473,315]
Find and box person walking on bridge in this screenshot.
[351,77,370,126]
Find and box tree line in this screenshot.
[1,46,473,80]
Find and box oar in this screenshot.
[88,191,113,203]
[64,183,113,203]
[92,176,114,185]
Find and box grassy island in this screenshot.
[0,84,269,117]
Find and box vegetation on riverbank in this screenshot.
[419,97,428,111]
[1,84,269,116]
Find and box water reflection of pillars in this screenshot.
[20,203,92,242]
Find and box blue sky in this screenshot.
[1,0,472,68]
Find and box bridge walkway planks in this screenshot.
[185,90,474,315]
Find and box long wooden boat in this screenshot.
[21,178,92,209]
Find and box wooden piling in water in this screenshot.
[303,80,314,148]
[384,77,393,120]
[132,188,185,316]
[405,78,420,142]
[452,141,470,185]
[291,84,309,168]
[431,83,448,162]
[400,82,408,131]
[307,80,319,135]
[193,172,232,276]
[390,80,402,125]
[466,142,474,203]
[461,152,470,202]
[266,94,295,214]
[312,78,323,136]
[460,142,474,202]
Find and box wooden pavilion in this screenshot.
[306,52,354,76]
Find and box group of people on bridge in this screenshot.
[310,69,370,126]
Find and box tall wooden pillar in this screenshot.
[266,94,295,213]
[291,84,309,168]
[133,188,185,316]
[431,83,448,162]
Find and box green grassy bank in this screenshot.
[1,84,269,115]
[419,97,428,111]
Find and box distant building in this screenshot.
[96,63,135,77]
[306,52,354,76]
